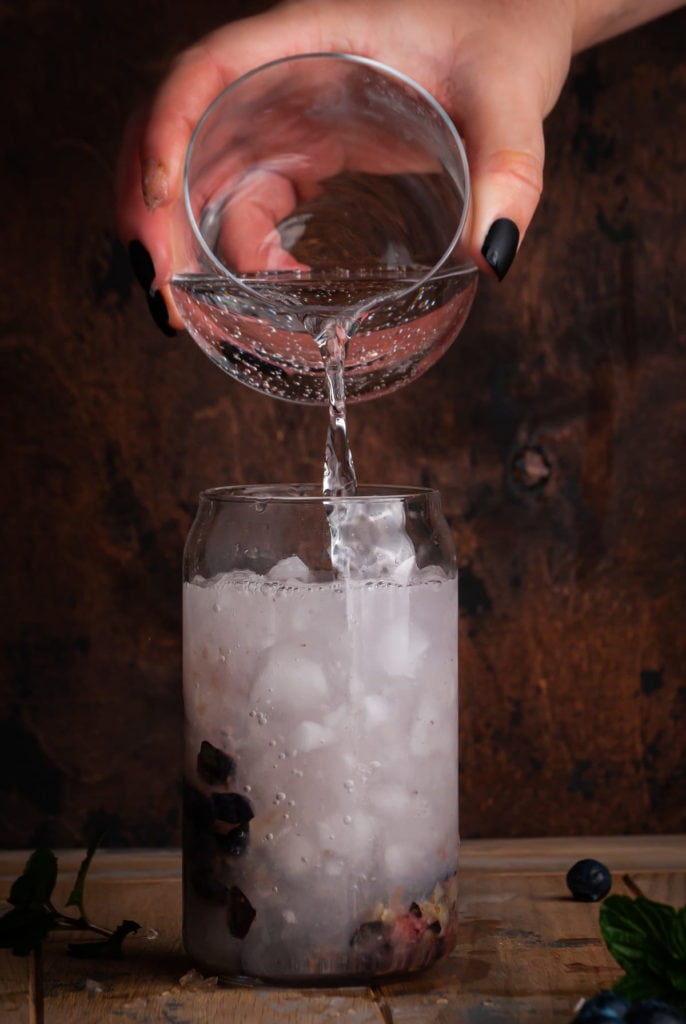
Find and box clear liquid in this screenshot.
[172,265,477,497]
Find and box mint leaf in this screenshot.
[670,909,686,962]
[68,919,140,959]
[66,833,105,917]
[599,893,686,1015]
[600,895,677,976]
[8,848,58,911]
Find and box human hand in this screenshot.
[117,0,675,331]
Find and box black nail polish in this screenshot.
[147,289,177,337]
[481,218,520,281]
[128,239,155,292]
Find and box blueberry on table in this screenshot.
[626,1000,686,1024]
[571,991,631,1022]
[566,859,612,901]
[212,792,254,824]
[197,740,236,786]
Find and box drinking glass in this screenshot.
[169,53,477,403]
[182,485,459,983]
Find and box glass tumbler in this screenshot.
[169,53,477,403]
[182,485,459,984]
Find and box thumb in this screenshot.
[460,84,545,280]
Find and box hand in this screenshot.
[117,0,678,329]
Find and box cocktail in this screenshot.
[183,486,458,983]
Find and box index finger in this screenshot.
[139,8,329,211]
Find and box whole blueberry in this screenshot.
[626,1000,686,1024]
[212,792,254,824]
[572,991,631,1023]
[566,859,612,901]
[197,740,235,786]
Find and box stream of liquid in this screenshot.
[314,320,357,497]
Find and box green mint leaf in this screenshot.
[600,895,678,976]
[68,919,140,959]
[669,908,686,961]
[8,848,58,911]
[0,905,54,956]
[66,832,105,915]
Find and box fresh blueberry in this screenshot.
[212,792,254,824]
[214,824,250,857]
[349,920,394,973]
[227,886,256,939]
[572,991,631,1022]
[197,740,236,786]
[566,859,612,901]
[626,1000,686,1024]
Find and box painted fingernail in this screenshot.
[142,157,169,211]
[147,289,176,337]
[481,218,520,281]
[128,240,177,337]
[128,239,155,292]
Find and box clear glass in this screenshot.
[169,53,477,404]
[182,485,459,984]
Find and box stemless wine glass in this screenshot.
[168,53,477,403]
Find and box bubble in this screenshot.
[343,815,352,825]
[244,785,252,794]
[265,832,274,842]
[343,779,355,792]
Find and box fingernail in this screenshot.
[128,241,177,337]
[128,239,155,292]
[147,289,177,337]
[481,218,520,281]
[142,157,169,211]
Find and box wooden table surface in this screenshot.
[1,836,684,1023]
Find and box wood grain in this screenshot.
[1,838,684,1022]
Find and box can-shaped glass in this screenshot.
[182,485,459,984]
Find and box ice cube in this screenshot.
[368,783,410,813]
[409,697,455,757]
[269,829,315,878]
[363,695,390,724]
[252,644,328,714]
[375,620,428,677]
[267,556,311,582]
[289,720,335,753]
[328,499,416,578]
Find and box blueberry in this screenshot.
[349,920,394,973]
[183,783,214,833]
[226,886,256,939]
[211,792,254,824]
[197,741,235,786]
[566,859,612,901]
[626,1000,686,1024]
[214,824,250,857]
[572,991,631,1023]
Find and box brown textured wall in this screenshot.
[0,2,684,848]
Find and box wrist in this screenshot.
[570,0,684,53]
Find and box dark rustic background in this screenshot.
[1,2,684,848]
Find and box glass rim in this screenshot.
[198,484,440,504]
[182,51,472,305]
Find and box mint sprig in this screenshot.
[599,894,686,1013]
[0,840,140,958]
